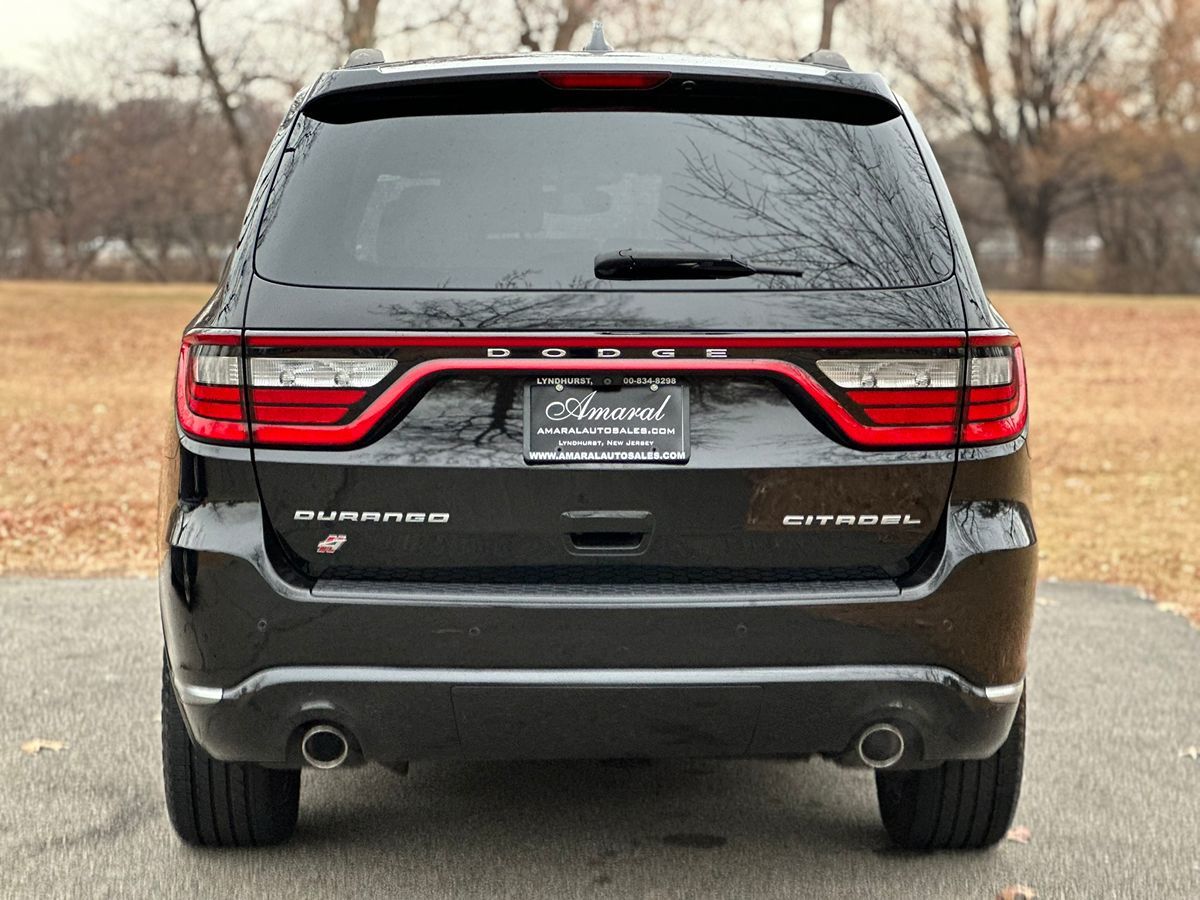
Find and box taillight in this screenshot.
[815,356,963,446]
[176,332,396,445]
[962,334,1027,445]
[247,357,394,427]
[812,332,1027,448]
[177,333,248,443]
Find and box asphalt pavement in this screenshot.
[1,578,1197,899]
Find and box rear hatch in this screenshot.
[233,65,971,587]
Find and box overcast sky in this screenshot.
[1,0,88,69]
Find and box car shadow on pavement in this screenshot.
[287,756,886,853]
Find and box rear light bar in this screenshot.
[176,331,1026,450]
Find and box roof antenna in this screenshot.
[583,20,613,53]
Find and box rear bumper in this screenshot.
[175,664,1023,767]
[162,482,1036,767]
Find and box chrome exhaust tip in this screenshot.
[857,723,905,769]
[301,724,349,769]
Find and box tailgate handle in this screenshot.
[562,510,653,556]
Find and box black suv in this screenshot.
[160,46,1034,850]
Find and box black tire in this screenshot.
[161,653,300,847]
[875,695,1025,850]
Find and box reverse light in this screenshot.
[968,355,1013,387]
[249,358,395,388]
[816,358,960,389]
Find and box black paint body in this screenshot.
[161,53,1034,769]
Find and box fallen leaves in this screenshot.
[20,738,67,756]
[996,886,1037,900]
[1005,824,1032,844]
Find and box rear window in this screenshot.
[255,110,952,291]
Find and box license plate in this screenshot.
[524,376,689,463]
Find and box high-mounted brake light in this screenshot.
[539,71,670,90]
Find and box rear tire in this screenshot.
[161,653,300,847]
[875,694,1025,850]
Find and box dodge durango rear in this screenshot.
[159,45,1035,852]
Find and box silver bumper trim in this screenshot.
[176,665,1024,708]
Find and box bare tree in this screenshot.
[863,0,1132,288]
[1079,0,1200,290]
[0,99,96,277]
[339,0,383,50]
[183,0,258,195]
[512,0,599,51]
[819,0,846,48]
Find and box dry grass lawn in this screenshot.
[0,281,1197,622]
[0,281,206,577]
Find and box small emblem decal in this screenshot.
[316,534,348,554]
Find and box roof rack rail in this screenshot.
[344,48,385,67]
[800,49,851,70]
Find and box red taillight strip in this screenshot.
[968,384,1016,404]
[189,399,244,420]
[245,332,966,350]
[250,387,366,405]
[193,385,241,402]
[847,388,960,407]
[254,405,350,424]
[251,357,958,448]
[968,333,1020,347]
[967,399,1020,422]
[865,406,957,425]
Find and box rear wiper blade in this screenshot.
[595,249,804,281]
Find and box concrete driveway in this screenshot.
[1,579,1197,899]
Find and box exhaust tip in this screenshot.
[857,723,905,769]
[301,724,349,769]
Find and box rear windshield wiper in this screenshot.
[595,249,805,281]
